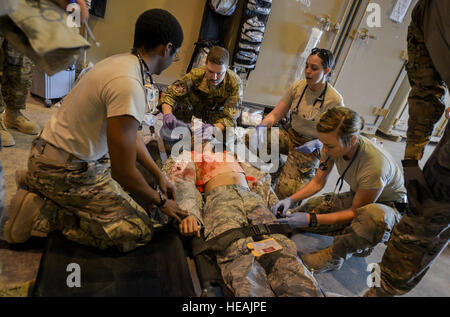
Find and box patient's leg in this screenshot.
[242,195,322,297]
[203,185,275,297]
[219,238,275,297]
[260,233,323,297]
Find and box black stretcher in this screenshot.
[32,227,196,297]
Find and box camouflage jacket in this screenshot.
[159,66,242,128]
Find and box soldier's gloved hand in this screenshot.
[163,113,177,130]
[194,123,214,142]
[277,212,309,229]
[271,197,294,217]
[250,124,267,150]
[296,139,323,154]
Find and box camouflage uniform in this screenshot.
[204,185,322,297]
[404,7,447,160]
[0,33,32,236]
[368,0,450,296]
[159,66,242,128]
[0,143,4,232]
[298,192,401,259]
[273,128,320,200]
[23,138,153,252]
[246,126,319,199]
[162,154,321,296]
[0,34,33,113]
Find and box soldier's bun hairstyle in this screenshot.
[206,46,230,66]
[317,107,365,147]
[133,9,184,54]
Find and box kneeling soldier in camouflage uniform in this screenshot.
[163,145,322,297]
[2,9,188,252]
[159,46,242,145]
[272,107,407,273]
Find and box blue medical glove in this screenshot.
[296,139,323,154]
[277,212,309,229]
[163,113,177,130]
[250,124,266,150]
[271,197,294,217]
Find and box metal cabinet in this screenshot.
[31,65,76,107]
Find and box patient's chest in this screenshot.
[194,152,244,184]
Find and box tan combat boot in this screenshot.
[300,246,345,273]
[4,109,40,135]
[3,189,44,244]
[0,116,15,147]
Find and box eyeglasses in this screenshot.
[168,42,180,62]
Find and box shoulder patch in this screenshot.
[174,82,187,95]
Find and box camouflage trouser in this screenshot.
[274,128,320,200]
[24,139,153,252]
[203,185,322,297]
[379,123,450,296]
[0,34,33,112]
[0,157,5,234]
[298,192,402,258]
[404,16,447,160]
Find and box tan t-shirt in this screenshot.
[281,80,344,138]
[332,136,406,203]
[41,53,146,161]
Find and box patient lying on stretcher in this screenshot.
[162,143,322,297]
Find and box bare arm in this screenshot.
[261,99,291,128]
[136,133,175,199]
[161,103,173,115]
[290,159,334,203]
[107,115,188,222]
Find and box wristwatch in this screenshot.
[155,191,167,208]
[308,213,318,227]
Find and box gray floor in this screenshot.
[0,95,448,297]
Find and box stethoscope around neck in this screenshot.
[293,82,328,114]
[131,48,160,114]
[131,48,154,86]
[320,143,361,195]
